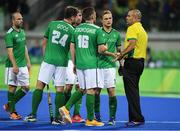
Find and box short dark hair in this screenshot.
[82,7,95,21]
[129,9,142,21]
[64,6,79,19]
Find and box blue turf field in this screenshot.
[0,90,180,130]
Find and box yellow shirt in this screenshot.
[124,22,148,59]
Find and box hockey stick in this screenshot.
[47,84,54,123]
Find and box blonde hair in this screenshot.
[11,11,21,20]
[101,10,112,19]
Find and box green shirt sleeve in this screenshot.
[71,29,75,43]
[97,28,106,45]
[116,32,121,47]
[44,22,51,38]
[5,33,13,48]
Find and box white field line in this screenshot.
[0,120,180,124]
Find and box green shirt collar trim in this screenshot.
[127,38,137,41]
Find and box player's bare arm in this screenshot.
[115,40,136,61]
[25,46,31,72]
[42,37,47,55]
[7,48,19,74]
[70,42,76,74]
[98,44,117,58]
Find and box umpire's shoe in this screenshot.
[125,121,145,127]
[24,114,37,122]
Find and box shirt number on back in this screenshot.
[52,30,68,47]
[78,35,89,48]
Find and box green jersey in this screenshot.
[68,52,71,60]
[44,20,74,66]
[97,28,121,68]
[71,23,99,69]
[4,28,26,67]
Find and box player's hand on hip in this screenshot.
[73,65,77,75]
[27,62,31,73]
[13,66,19,74]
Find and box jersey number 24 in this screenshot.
[52,30,68,47]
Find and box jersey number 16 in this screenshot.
[78,35,89,48]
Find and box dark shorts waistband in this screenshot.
[125,58,144,62]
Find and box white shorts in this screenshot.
[38,61,66,86]
[97,68,116,88]
[76,69,98,90]
[65,60,78,85]
[5,66,29,86]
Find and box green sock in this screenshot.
[86,94,95,121]
[55,92,65,118]
[8,91,15,113]
[14,88,27,103]
[66,90,83,111]
[94,94,100,114]
[109,96,117,118]
[32,89,43,115]
[64,91,71,104]
[73,97,82,115]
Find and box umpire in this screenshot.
[115,9,148,127]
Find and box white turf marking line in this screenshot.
[1,120,180,124]
[0,120,50,123]
[115,120,180,124]
[144,121,180,124]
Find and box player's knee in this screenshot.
[87,89,95,94]
[95,88,101,95]
[8,85,17,93]
[75,84,80,90]
[65,84,73,92]
[56,86,65,92]
[22,86,29,94]
[36,80,46,90]
[78,88,85,94]
[108,87,115,97]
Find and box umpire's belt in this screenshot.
[125,58,144,62]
